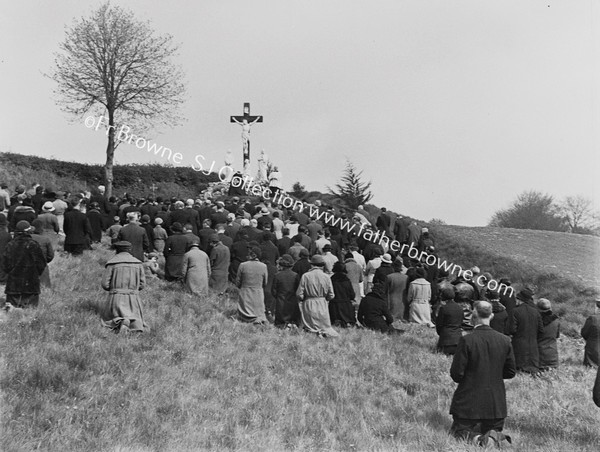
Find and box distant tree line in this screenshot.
[489,190,599,235]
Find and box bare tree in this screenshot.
[49,2,185,196]
[559,195,598,233]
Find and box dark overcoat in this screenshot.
[450,325,516,419]
[2,233,46,295]
[271,268,300,325]
[358,292,394,333]
[511,300,544,372]
[118,223,149,262]
[436,300,464,348]
[581,314,600,367]
[329,273,356,326]
[63,209,92,246]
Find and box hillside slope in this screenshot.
[436,225,600,290]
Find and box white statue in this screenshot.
[257,149,269,182]
[224,150,234,167]
[231,117,261,154]
[242,158,251,177]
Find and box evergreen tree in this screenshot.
[328,159,373,210]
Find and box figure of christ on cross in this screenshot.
[230,102,263,165]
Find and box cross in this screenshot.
[150,183,158,196]
[230,102,263,166]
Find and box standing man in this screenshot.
[511,288,544,374]
[581,299,600,367]
[449,300,516,446]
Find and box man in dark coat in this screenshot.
[581,299,600,367]
[63,197,92,255]
[0,213,12,284]
[357,283,402,334]
[86,202,104,243]
[498,278,517,332]
[259,232,279,266]
[594,367,600,408]
[511,288,544,374]
[117,212,149,262]
[271,254,300,327]
[291,248,311,279]
[2,221,47,308]
[450,300,516,446]
[436,286,463,355]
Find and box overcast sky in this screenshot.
[1,0,598,226]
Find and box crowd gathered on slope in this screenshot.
[1,181,599,445]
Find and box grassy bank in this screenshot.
[1,244,599,451]
[430,225,599,338]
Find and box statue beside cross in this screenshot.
[230,102,263,166]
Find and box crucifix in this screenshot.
[150,183,158,196]
[230,103,263,171]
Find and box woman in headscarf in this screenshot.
[408,267,434,327]
[236,246,268,324]
[101,241,146,333]
[181,241,211,296]
[328,262,356,327]
[296,255,339,337]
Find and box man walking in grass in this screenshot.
[449,300,516,447]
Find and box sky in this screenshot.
[0,0,598,226]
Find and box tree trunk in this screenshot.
[104,111,115,198]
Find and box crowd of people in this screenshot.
[1,181,599,444]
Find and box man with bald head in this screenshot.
[449,300,516,446]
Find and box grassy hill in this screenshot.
[2,153,600,450]
[0,152,218,199]
[1,244,599,451]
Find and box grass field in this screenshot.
[1,241,600,452]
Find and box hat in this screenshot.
[126,211,139,221]
[227,213,235,221]
[89,202,100,210]
[42,201,55,212]
[381,253,392,264]
[171,222,183,233]
[232,196,240,202]
[209,233,220,243]
[537,298,552,311]
[470,266,480,275]
[113,216,121,222]
[422,227,429,233]
[15,220,33,233]
[216,201,225,208]
[174,200,184,208]
[416,267,426,278]
[240,219,250,227]
[323,244,332,251]
[141,214,150,223]
[310,255,325,266]
[440,285,455,301]
[186,199,194,206]
[516,288,534,302]
[278,254,294,267]
[299,248,310,258]
[114,241,132,252]
[154,217,163,225]
[16,184,25,194]
[261,207,269,214]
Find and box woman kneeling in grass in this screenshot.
[101,241,147,333]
